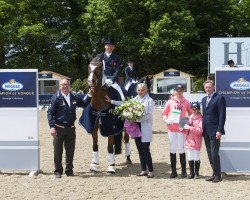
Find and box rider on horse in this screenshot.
[124,59,137,91]
[95,38,125,101]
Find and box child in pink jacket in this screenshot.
[181,102,203,179]
[162,84,192,178]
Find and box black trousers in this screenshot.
[134,137,153,172]
[53,126,76,174]
[203,134,221,179]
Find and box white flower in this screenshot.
[110,98,145,121]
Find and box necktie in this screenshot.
[206,96,211,107]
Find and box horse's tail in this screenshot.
[114,131,123,155]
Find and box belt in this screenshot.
[55,124,75,129]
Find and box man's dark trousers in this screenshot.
[203,133,221,179]
[53,126,76,175]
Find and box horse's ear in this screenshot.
[87,52,94,61]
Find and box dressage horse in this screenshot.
[79,56,124,174]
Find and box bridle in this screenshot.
[88,61,103,87]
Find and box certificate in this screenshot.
[169,109,181,123]
[179,117,189,128]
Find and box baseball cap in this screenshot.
[191,102,201,110]
[174,84,184,91]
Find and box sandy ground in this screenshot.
[1,110,250,200]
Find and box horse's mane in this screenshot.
[90,56,102,65]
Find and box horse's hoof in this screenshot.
[90,163,100,173]
[107,170,115,174]
[107,165,115,174]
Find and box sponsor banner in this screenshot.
[151,93,205,108]
[0,72,37,107]
[216,70,250,107]
[39,94,53,106]
[38,73,52,79]
[151,93,170,107]
[210,37,250,74]
[164,71,180,77]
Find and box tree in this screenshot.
[82,0,150,73]
[1,0,249,81]
[185,0,240,77]
[71,78,88,92]
[0,0,19,67]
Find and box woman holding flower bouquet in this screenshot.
[105,83,155,178]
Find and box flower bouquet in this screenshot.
[110,99,145,137]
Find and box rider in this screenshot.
[124,59,137,91]
[95,38,125,100]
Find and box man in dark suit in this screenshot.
[202,80,226,183]
[47,79,93,178]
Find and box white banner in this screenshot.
[210,37,250,74]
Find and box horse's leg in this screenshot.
[107,135,116,174]
[124,131,132,164]
[90,120,100,173]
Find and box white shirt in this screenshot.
[62,92,71,107]
[105,52,112,58]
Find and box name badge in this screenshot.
[169,109,181,123]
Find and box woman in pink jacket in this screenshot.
[162,84,192,178]
[181,102,203,179]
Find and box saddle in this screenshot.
[79,87,125,137]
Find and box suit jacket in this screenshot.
[124,66,136,82]
[96,52,121,83]
[202,92,226,136]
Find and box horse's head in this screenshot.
[87,55,110,111]
[87,56,103,88]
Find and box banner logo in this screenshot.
[2,79,23,91]
[230,78,250,91]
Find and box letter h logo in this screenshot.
[223,42,243,65]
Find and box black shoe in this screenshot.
[55,172,62,178]
[188,173,195,179]
[212,177,222,183]
[205,176,215,181]
[126,155,132,164]
[170,171,177,178]
[181,171,187,178]
[66,171,74,176]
